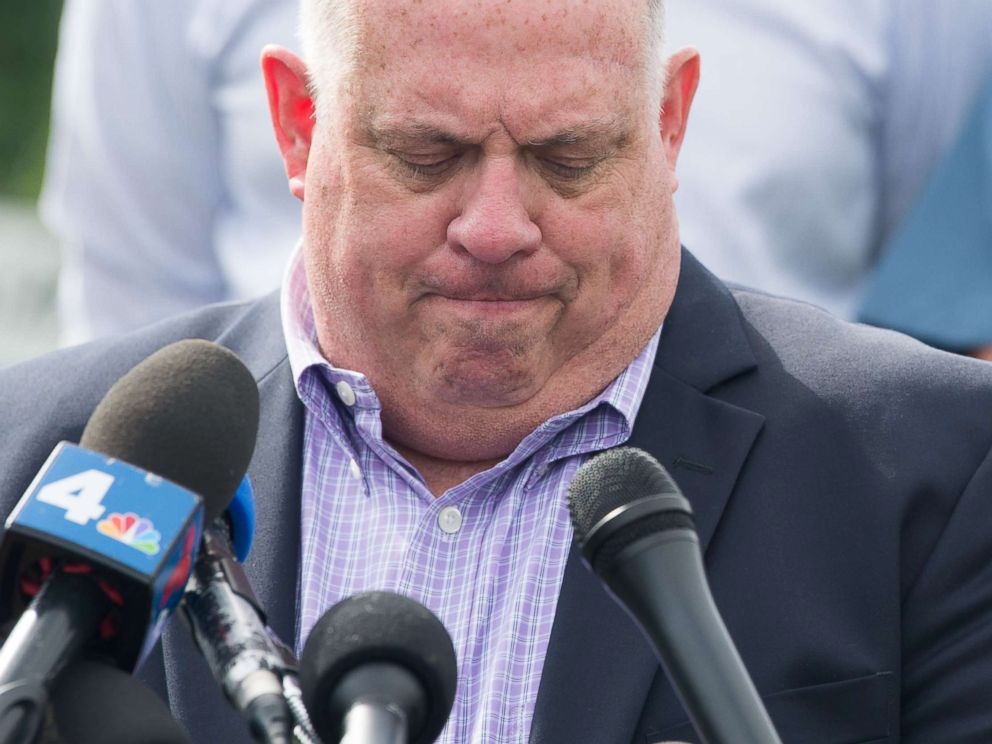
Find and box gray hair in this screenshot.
[299,0,667,121]
[298,0,360,119]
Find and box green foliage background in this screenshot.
[0,1,64,200]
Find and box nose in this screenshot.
[446,157,542,264]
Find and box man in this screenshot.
[2,0,992,742]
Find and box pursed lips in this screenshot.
[419,290,559,318]
[412,271,577,314]
[437,292,549,302]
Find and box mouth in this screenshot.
[430,287,552,301]
[414,271,573,321]
[425,294,551,316]
[443,293,546,304]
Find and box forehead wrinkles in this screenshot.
[359,60,638,148]
[354,0,646,74]
[347,1,649,139]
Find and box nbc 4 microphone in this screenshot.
[300,591,458,744]
[567,447,781,744]
[0,340,259,744]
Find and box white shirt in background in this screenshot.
[667,0,992,317]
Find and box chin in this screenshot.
[435,358,544,409]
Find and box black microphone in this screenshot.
[180,477,301,744]
[49,659,191,744]
[300,591,458,744]
[0,340,259,744]
[567,447,781,744]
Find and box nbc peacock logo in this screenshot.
[97,512,162,556]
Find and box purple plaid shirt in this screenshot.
[281,245,660,742]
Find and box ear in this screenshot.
[658,47,700,188]
[261,45,315,201]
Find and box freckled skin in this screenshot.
[276,0,697,491]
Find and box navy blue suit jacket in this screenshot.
[2,252,992,743]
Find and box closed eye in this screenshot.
[539,158,599,181]
[389,151,461,180]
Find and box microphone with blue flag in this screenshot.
[0,340,259,744]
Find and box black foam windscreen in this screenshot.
[567,447,683,541]
[80,340,259,522]
[51,660,191,744]
[300,591,457,744]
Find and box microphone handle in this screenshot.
[341,702,407,744]
[331,662,426,744]
[0,572,110,744]
[606,530,781,744]
[183,529,292,744]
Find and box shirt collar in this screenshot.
[280,240,323,389]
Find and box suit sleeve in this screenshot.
[901,439,992,741]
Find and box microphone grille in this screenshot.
[80,339,259,522]
[301,591,457,744]
[568,447,682,541]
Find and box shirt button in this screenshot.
[335,380,357,407]
[526,463,550,490]
[438,506,463,534]
[349,458,362,480]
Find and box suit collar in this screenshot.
[655,249,758,392]
[531,249,766,743]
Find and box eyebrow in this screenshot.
[365,121,464,147]
[365,115,630,150]
[525,117,631,150]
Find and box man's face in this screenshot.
[267,0,698,460]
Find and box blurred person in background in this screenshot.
[665,0,992,320]
[40,0,299,344]
[41,0,992,344]
[858,72,992,363]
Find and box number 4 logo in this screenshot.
[36,470,114,525]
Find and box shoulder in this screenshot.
[731,285,992,399]
[0,295,283,516]
[0,295,278,407]
[728,285,992,485]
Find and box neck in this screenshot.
[392,442,501,497]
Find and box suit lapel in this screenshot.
[629,369,765,554]
[531,251,766,743]
[219,292,304,649]
[529,542,660,744]
[241,356,304,646]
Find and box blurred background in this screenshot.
[0,1,62,366]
